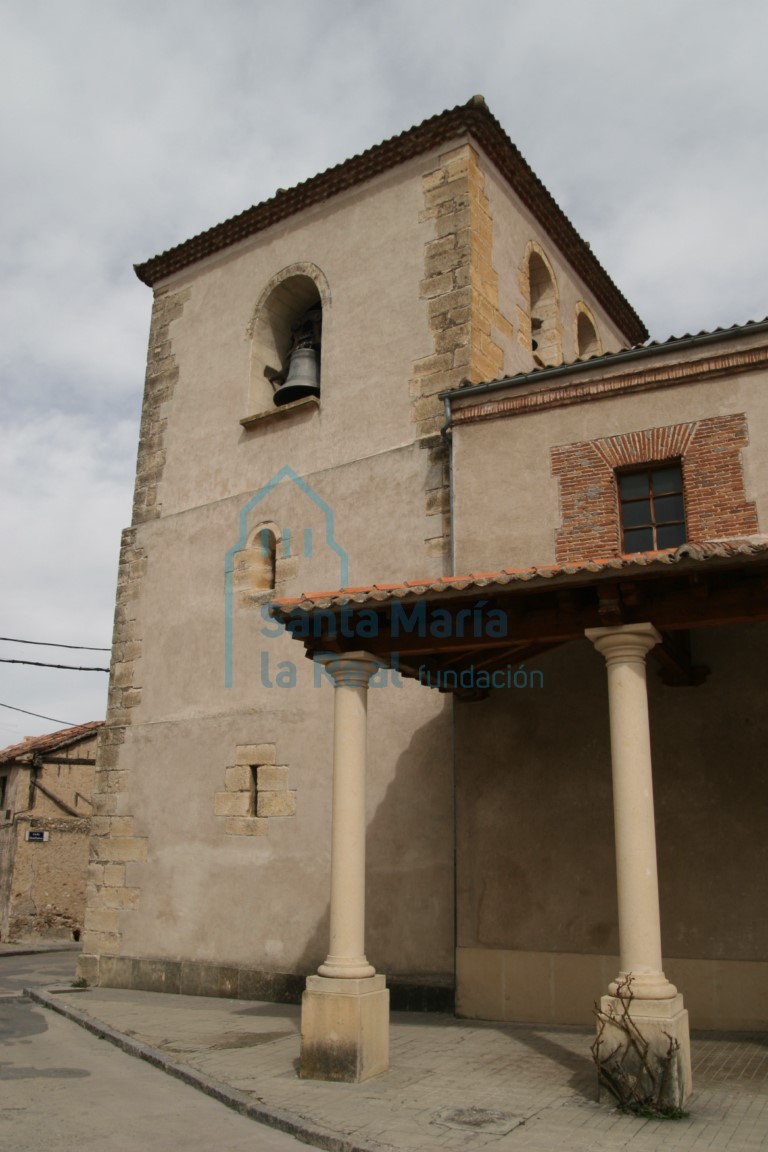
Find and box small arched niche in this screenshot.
[247,263,331,414]
[575,303,602,359]
[234,523,280,597]
[526,246,562,367]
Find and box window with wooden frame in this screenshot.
[618,463,686,553]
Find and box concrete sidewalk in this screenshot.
[27,984,768,1152]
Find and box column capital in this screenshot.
[316,651,385,689]
[586,623,661,663]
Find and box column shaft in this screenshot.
[586,624,676,999]
[317,653,379,980]
[301,650,390,1083]
[606,645,664,978]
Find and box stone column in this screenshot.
[586,624,691,1107]
[300,652,389,1083]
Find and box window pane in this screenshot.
[654,494,685,522]
[652,466,682,495]
[623,527,654,552]
[656,523,686,549]
[619,473,649,499]
[622,499,652,527]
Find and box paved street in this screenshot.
[28,983,768,1152]
[0,953,315,1151]
[0,948,78,995]
[2,950,768,1151]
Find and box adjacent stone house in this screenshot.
[0,721,101,942]
[77,97,767,1097]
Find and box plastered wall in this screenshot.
[451,341,768,572]
[455,624,768,1029]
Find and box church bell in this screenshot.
[273,345,320,407]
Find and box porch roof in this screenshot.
[270,538,768,691]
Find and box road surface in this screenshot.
[0,951,316,1151]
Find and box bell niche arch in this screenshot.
[247,263,331,412]
[524,242,562,368]
[233,521,281,601]
[575,302,602,359]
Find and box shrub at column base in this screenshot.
[592,977,692,1115]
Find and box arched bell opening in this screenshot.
[248,266,330,414]
[575,304,602,360]
[526,246,562,367]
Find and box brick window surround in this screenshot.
[551,414,758,563]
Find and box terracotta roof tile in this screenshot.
[0,720,103,765]
[272,538,768,615]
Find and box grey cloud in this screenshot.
[1,0,767,734]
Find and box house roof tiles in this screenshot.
[0,721,103,765]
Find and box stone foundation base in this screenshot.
[596,992,692,1109]
[76,952,450,1010]
[300,974,389,1082]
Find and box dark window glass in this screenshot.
[619,473,649,499]
[623,527,655,552]
[656,523,687,549]
[654,494,684,522]
[622,500,652,528]
[619,463,685,553]
[653,467,681,495]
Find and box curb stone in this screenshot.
[25,987,391,1152]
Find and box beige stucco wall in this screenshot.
[451,342,768,572]
[109,437,456,978]
[89,123,752,1014]
[115,677,452,977]
[455,622,768,1029]
[104,455,457,977]
[153,152,440,522]
[87,148,469,982]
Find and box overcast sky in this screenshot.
[1,0,766,740]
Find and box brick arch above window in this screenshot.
[589,423,697,470]
[550,414,758,563]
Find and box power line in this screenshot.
[0,701,76,726]
[0,636,111,652]
[0,658,109,672]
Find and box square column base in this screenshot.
[300,974,389,1082]
[595,993,692,1110]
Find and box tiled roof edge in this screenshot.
[133,97,646,345]
[445,316,768,398]
[271,538,768,614]
[0,720,104,764]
